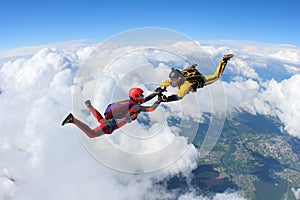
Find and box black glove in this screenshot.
[155,87,167,94]
[158,95,168,102]
[158,94,180,102]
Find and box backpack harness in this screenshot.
[180,64,206,92]
[104,99,136,120]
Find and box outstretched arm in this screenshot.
[160,79,171,88]
[144,92,158,102]
[159,94,181,102]
[122,101,161,122]
[159,81,191,102]
[139,101,161,112]
[145,86,168,102]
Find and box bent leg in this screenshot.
[87,105,105,123]
[73,118,111,138]
[204,59,228,86]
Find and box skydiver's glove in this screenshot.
[155,87,167,94]
[158,94,180,102]
[158,95,168,102]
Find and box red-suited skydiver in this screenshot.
[61,88,162,138]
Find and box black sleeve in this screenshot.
[139,101,161,112]
[167,94,180,102]
[144,92,158,102]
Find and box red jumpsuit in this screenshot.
[73,93,160,138]
[73,107,127,138]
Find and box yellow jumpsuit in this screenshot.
[160,59,228,99]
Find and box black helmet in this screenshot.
[169,68,185,87]
[169,68,183,79]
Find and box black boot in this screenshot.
[223,54,234,61]
[85,100,92,107]
[61,113,74,126]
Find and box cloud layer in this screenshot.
[1,39,300,199]
[0,44,203,200]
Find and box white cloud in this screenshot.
[284,63,300,74]
[2,38,300,200]
[269,49,300,63]
[0,40,88,59]
[177,191,246,200]
[255,75,300,137]
[0,44,204,200]
[223,74,300,138]
[224,78,261,113]
[70,46,203,174]
[212,192,246,200]
[229,58,260,79]
[292,188,300,200]
[201,42,300,138]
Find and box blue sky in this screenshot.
[1,0,300,49]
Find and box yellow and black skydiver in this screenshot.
[156,54,234,102]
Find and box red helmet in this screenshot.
[129,88,144,103]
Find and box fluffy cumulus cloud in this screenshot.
[255,75,300,137]
[203,42,300,138]
[223,73,300,138]
[269,48,300,63]
[228,58,260,79]
[1,39,300,200]
[0,43,227,200]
